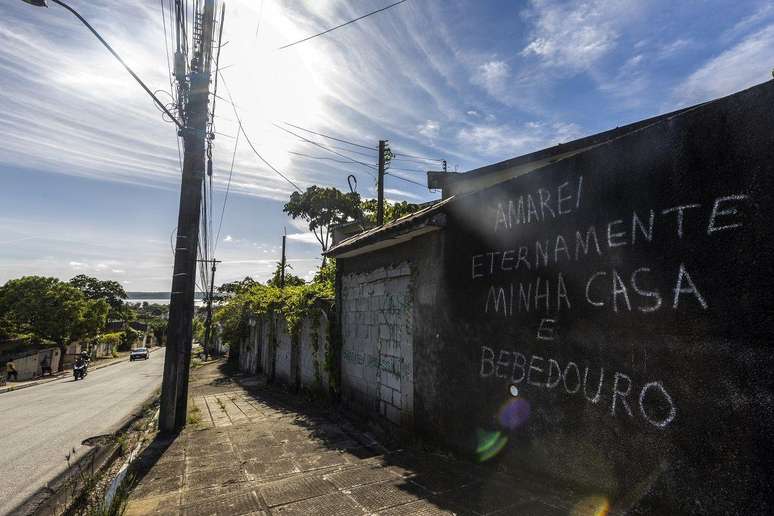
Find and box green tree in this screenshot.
[215,276,259,303]
[0,276,91,369]
[360,199,421,224]
[313,259,336,288]
[74,298,109,341]
[283,186,362,263]
[69,274,127,310]
[267,262,305,288]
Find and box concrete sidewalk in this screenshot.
[125,361,596,515]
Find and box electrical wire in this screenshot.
[220,73,304,192]
[272,123,378,177]
[255,0,264,39]
[214,124,240,254]
[329,145,377,158]
[288,150,367,165]
[160,0,175,98]
[280,121,373,150]
[278,0,409,50]
[387,165,427,173]
[385,171,426,188]
[393,151,444,162]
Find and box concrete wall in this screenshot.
[237,308,332,395]
[5,348,61,381]
[339,263,414,426]
[337,232,444,431]
[407,81,774,513]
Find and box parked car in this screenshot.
[129,348,149,361]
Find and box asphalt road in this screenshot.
[0,351,164,515]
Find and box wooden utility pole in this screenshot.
[160,0,217,434]
[201,258,221,361]
[377,140,386,226]
[280,229,287,288]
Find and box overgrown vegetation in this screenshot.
[214,262,334,346]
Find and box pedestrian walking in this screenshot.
[6,360,18,381]
[41,355,51,376]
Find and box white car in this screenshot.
[130,348,149,361]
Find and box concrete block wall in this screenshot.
[340,262,413,426]
[236,308,332,395]
[274,320,293,385]
[298,312,331,392]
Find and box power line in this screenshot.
[214,123,240,253]
[387,165,426,173]
[220,73,303,192]
[255,0,265,39]
[280,121,373,150]
[289,150,367,165]
[393,151,443,162]
[272,123,378,175]
[386,171,426,188]
[329,144,377,158]
[278,0,409,50]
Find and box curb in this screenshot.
[8,390,161,516]
[10,440,122,516]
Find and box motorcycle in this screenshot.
[73,361,87,381]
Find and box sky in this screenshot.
[1,0,772,291]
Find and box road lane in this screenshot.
[0,351,165,515]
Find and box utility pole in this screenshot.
[201,258,221,361]
[160,0,217,434]
[377,140,386,226]
[280,229,287,288]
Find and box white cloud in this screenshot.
[457,121,585,158]
[521,0,636,71]
[466,110,480,117]
[224,235,233,242]
[286,232,320,246]
[384,188,423,201]
[656,38,692,59]
[417,120,440,139]
[673,24,774,106]
[69,261,85,269]
[471,60,510,95]
[287,218,309,232]
[112,269,125,274]
[722,4,774,42]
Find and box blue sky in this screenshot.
[1,0,772,290]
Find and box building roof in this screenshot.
[326,197,452,258]
[427,103,702,197]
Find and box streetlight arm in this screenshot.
[46,0,184,130]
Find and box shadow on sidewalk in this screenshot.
[125,359,596,515]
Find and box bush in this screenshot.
[118,327,141,351]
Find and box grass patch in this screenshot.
[187,401,203,426]
[115,435,128,457]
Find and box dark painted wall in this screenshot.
[425,81,774,513]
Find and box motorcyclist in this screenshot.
[73,355,86,380]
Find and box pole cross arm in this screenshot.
[22,0,184,129]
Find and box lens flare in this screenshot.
[571,495,611,516]
[475,428,508,462]
[497,397,531,430]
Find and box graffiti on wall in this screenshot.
[469,174,750,429]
